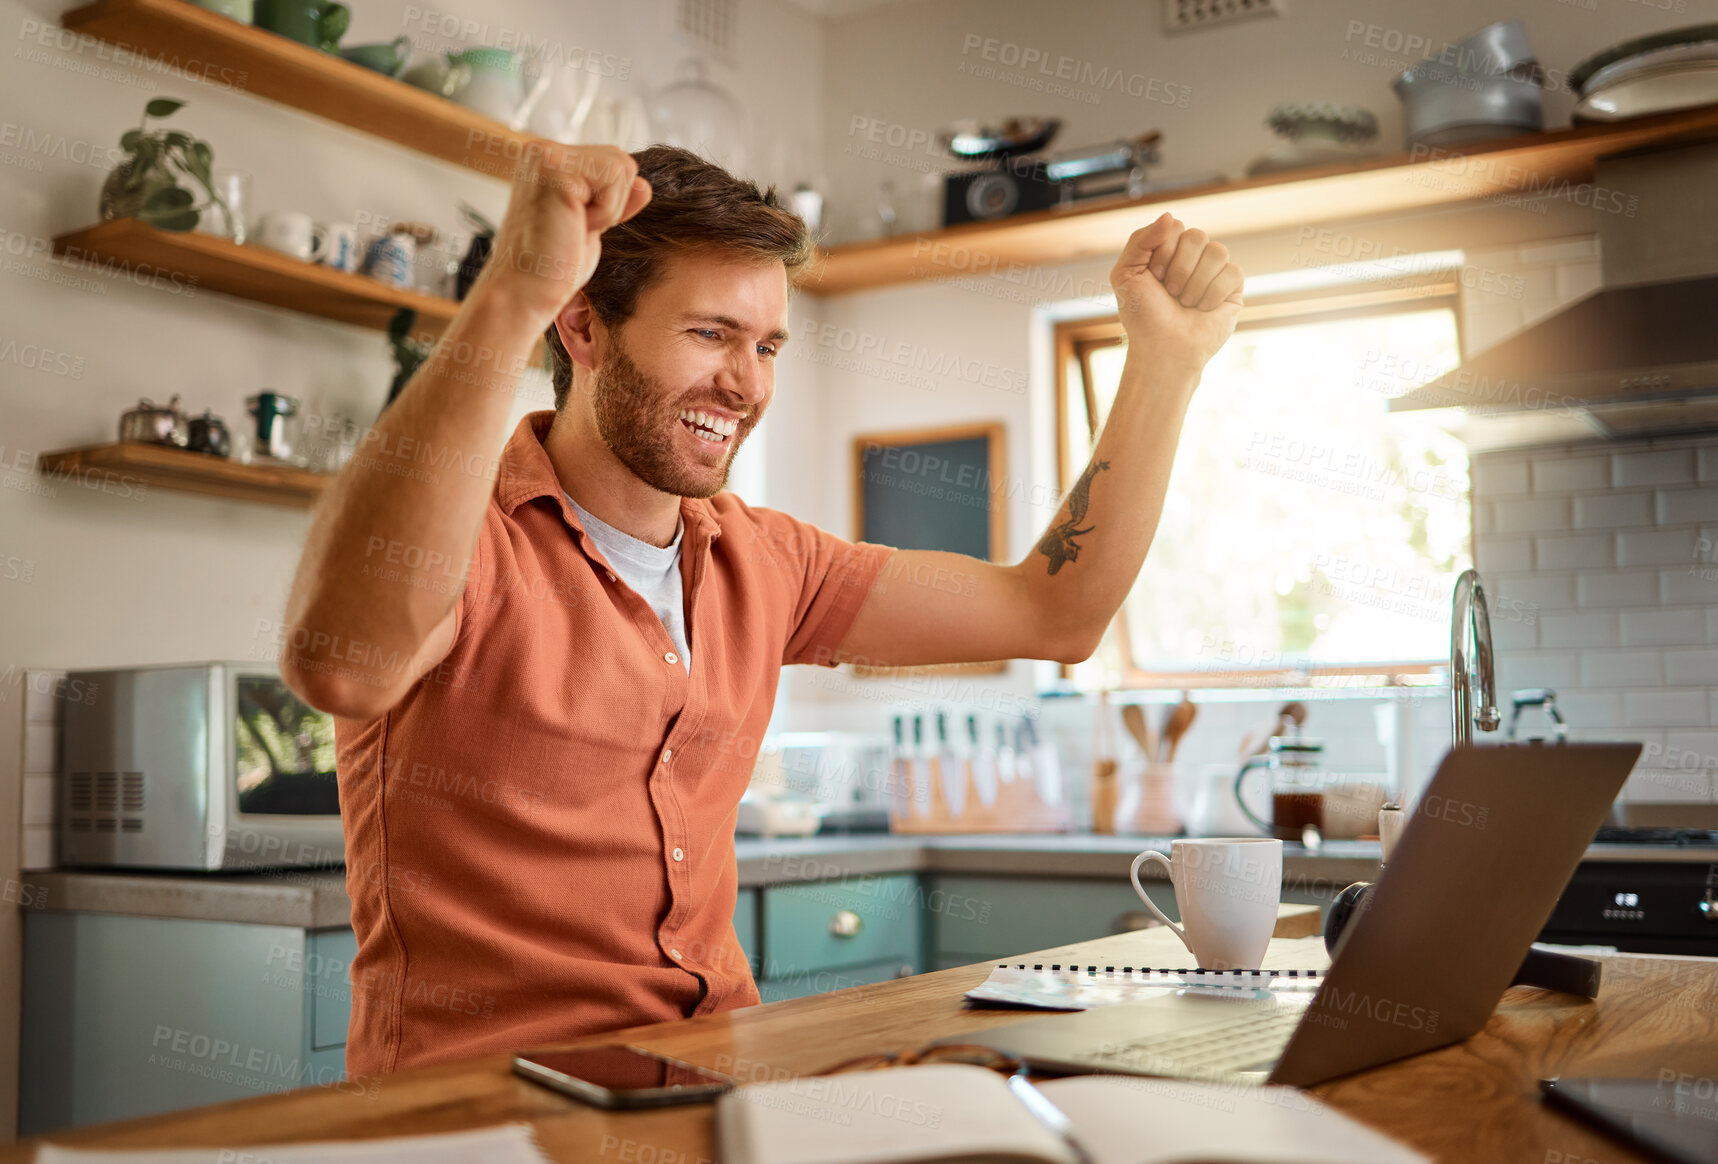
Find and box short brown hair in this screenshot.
[544,146,812,409]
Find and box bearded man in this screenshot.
[281,143,1244,1075]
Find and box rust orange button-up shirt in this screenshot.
[335,411,892,1075]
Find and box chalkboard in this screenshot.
[852,423,1004,560]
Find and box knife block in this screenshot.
[887,752,1070,834]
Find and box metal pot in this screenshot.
[118,395,188,447]
[186,409,231,458]
[1394,20,1544,149]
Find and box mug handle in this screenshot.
[1129,851,1191,957]
[308,223,331,265]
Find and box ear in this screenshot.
[554,292,602,373]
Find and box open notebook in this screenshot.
[717,1064,1424,1164]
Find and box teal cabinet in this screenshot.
[755,873,922,1001]
[733,888,759,974]
[20,913,356,1135]
[928,875,1158,965]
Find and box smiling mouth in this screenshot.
[678,408,739,446]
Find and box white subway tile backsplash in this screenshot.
[1494,495,1570,533]
[1576,570,1658,608]
[22,826,56,873]
[1496,574,1575,609]
[1666,649,1718,685]
[1612,449,1695,489]
[1497,651,1580,692]
[1534,534,1612,570]
[1700,446,1718,482]
[1471,457,1529,497]
[1475,536,1533,573]
[1581,650,1663,687]
[1624,690,1709,728]
[1489,614,1539,650]
[1658,487,1718,526]
[1618,529,1696,567]
[1619,768,1712,804]
[1557,689,1623,728]
[23,669,67,722]
[1664,732,1718,773]
[24,721,56,774]
[1532,456,1607,494]
[1662,568,1718,606]
[1539,610,1617,648]
[1620,608,1707,647]
[1575,492,1653,530]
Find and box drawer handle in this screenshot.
[829,909,863,938]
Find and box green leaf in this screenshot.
[120,129,142,153]
[163,131,191,149]
[143,208,201,232]
[188,141,213,182]
[141,186,194,213]
[387,309,415,343]
[144,98,185,119]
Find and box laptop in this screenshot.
[953,742,1642,1088]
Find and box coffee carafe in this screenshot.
[1235,736,1327,843]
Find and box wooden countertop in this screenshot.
[8,905,1709,1163]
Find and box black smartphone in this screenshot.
[513,1044,736,1109]
[1541,1076,1718,1164]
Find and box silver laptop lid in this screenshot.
[1269,741,1641,1087]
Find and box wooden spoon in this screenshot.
[1120,703,1156,760]
[1161,694,1197,761]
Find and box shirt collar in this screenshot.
[497,410,722,543]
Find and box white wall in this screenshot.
[0,0,825,1136]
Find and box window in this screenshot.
[1056,285,1471,689]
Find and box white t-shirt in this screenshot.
[567,495,691,672]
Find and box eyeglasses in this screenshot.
[818,1042,1025,1076]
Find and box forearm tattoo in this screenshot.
[1037,459,1109,575]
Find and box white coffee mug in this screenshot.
[252,211,314,261]
[1130,837,1283,970]
[311,221,359,273]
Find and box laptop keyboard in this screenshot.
[1080,1005,1303,1080]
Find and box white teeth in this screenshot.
[678,409,738,439]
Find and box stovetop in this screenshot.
[1592,826,1718,847]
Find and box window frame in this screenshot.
[1053,280,1471,690]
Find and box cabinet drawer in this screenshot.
[308,928,357,1052]
[928,875,1159,962]
[761,873,922,978]
[758,957,917,1004]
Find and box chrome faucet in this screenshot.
[1451,569,1501,746]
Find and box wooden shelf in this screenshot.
[38,441,331,508]
[61,0,527,176]
[806,102,1718,295]
[53,218,458,334]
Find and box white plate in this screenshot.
[1580,37,1718,95]
[1575,60,1718,121]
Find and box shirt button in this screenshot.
[661,748,672,763]
[670,948,682,960]
[672,847,685,861]
[664,651,678,664]
[606,570,616,582]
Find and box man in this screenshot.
[282,143,1243,1076]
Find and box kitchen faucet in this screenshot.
[1450,568,1501,747]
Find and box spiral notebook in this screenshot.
[966,961,1325,1011]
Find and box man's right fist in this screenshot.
[469,143,652,328]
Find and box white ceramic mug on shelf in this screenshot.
[1129,837,1282,970]
[252,211,314,261]
[311,221,359,273]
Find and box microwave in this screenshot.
[59,662,346,871]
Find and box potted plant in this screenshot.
[100,98,231,234]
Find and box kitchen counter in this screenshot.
[7,911,1708,1163]
[31,833,1713,927]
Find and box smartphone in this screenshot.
[513,1044,736,1109]
[1541,1077,1718,1164]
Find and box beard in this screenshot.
[589,340,760,499]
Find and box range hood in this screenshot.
[1393,142,1718,446]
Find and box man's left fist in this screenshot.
[1110,212,1245,376]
